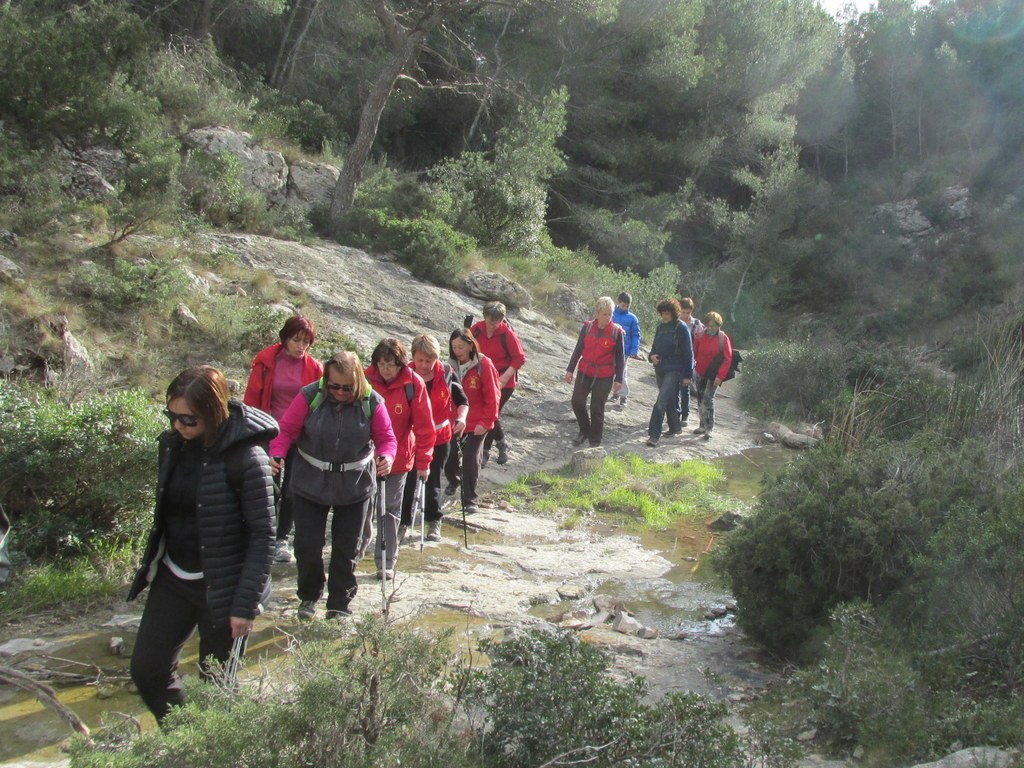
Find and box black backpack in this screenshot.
[708,333,742,382]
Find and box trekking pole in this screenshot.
[415,477,426,551]
[377,476,388,614]
[458,435,469,549]
[224,635,245,688]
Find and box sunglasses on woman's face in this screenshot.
[163,409,200,427]
[327,382,355,392]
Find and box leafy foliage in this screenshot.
[714,436,989,659]
[0,384,162,560]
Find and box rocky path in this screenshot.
[2,235,780,766]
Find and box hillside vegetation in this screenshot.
[2,0,1024,764]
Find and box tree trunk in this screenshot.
[328,5,442,221]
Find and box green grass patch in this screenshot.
[0,541,137,621]
[502,453,731,529]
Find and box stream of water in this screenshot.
[0,445,793,766]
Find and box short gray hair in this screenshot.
[410,333,441,359]
[595,296,614,314]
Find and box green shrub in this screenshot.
[277,99,341,154]
[72,615,474,768]
[714,436,988,659]
[179,152,268,230]
[470,630,757,768]
[737,339,847,422]
[137,39,254,132]
[0,0,158,148]
[0,384,162,560]
[0,133,69,234]
[336,208,473,286]
[797,603,938,762]
[188,296,288,370]
[71,256,191,316]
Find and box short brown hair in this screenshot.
[655,298,682,320]
[704,311,724,327]
[410,333,441,360]
[679,297,695,311]
[166,365,230,447]
[482,301,506,322]
[278,315,316,345]
[370,337,408,367]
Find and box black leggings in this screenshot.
[130,565,241,724]
[483,387,515,451]
[401,440,451,524]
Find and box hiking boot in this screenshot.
[693,427,706,435]
[444,481,460,496]
[481,450,490,468]
[619,397,627,409]
[375,568,395,581]
[702,431,713,441]
[274,539,293,563]
[427,520,442,542]
[397,525,408,545]
[571,431,588,446]
[297,600,317,620]
[646,436,659,447]
[662,429,682,437]
[463,503,479,515]
[325,607,352,621]
[495,439,509,465]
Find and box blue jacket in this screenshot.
[649,319,694,378]
[612,306,641,357]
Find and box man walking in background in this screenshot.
[612,292,642,409]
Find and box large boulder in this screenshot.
[61,160,117,202]
[0,255,21,282]
[873,199,933,238]
[463,270,533,309]
[941,185,973,223]
[286,160,340,210]
[182,127,288,201]
[548,283,589,322]
[76,147,128,186]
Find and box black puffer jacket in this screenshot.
[128,400,278,626]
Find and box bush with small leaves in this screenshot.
[0,384,163,560]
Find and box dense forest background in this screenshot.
[3,0,1024,347]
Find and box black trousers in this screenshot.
[483,387,515,451]
[275,444,298,541]
[401,440,451,525]
[444,433,485,507]
[130,565,241,724]
[570,374,614,447]
[291,494,370,612]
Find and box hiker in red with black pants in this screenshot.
[564,296,625,448]
[469,301,526,466]
[446,329,500,515]
[692,311,733,441]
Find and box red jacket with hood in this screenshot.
[365,364,435,474]
[242,344,323,417]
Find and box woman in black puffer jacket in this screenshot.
[128,365,277,724]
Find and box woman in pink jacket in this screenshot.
[365,338,435,578]
[269,351,395,619]
[242,315,323,564]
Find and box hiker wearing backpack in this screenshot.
[564,296,625,447]
[402,333,469,542]
[611,292,642,409]
[470,301,526,467]
[242,315,324,565]
[446,328,501,515]
[129,366,277,724]
[365,338,435,579]
[692,311,733,441]
[268,352,397,620]
[646,298,694,447]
